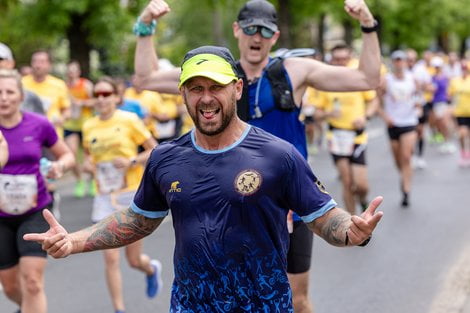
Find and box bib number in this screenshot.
[155,120,176,139]
[96,162,126,194]
[329,129,356,156]
[0,174,38,215]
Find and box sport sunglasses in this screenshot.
[93,91,114,98]
[242,25,275,39]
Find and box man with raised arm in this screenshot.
[133,1,381,312]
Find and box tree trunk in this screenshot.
[342,20,353,46]
[317,13,326,57]
[278,0,291,48]
[459,37,467,58]
[212,4,226,46]
[437,31,449,53]
[66,13,92,78]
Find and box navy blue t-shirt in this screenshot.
[132,125,336,312]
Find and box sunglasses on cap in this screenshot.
[93,91,114,98]
[242,25,275,39]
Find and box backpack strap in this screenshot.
[235,61,250,122]
[265,57,296,111]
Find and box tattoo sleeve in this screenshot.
[82,207,163,252]
[307,208,351,247]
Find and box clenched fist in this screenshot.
[140,0,171,24]
[344,0,375,27]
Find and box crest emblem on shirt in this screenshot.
[234,170,262,196]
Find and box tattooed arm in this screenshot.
[306,196,384,247]
[23,208,163,258]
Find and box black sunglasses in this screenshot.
[94,91,114,98]
[242,25,275,39]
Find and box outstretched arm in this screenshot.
[307,196,383,247]
[24,208,163,258]
[134,0,180,94]
[289,0,381,95]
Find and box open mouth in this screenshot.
[200,108,220,119]
[250,46,261,51]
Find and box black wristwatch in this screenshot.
[358,236,372,247]
[361,20,379,33]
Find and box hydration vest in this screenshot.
[236,57,296,122]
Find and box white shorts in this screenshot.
[433,102,449,119]
[92,191,135,223]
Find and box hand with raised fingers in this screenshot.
[347,196,384,246]
[23,209,73,258]
[344,0,375,26]
[140,0,171,24]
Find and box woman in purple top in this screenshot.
[0,69,74,313]
[431,57,455,153]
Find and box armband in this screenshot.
[360,20,379,33]
[133,18,157,37]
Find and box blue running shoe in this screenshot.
[146,259,162,298]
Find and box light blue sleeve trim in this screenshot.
[131,202,169,219]
[191,125,252,154]
[300,199,337,223]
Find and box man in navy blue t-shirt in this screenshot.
[24,46,384,313]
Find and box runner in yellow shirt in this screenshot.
[22,51,70,138]
[314,44,378,215]
[303,87,323,154]
[449,61,470,167]
[82,76,162,313]
[126,75,184,142]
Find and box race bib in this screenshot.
[302,105,315,117]
[70,103,83,120]
[40,97,53,113]
[328,129,356,156]
[155,120,176,139]
[96,162,126,194]
[0,174,38,215]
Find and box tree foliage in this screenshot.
[1,0,470,79]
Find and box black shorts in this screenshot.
[418,102,433,124]
[0,206,51,270]
[387,126,416,141]
[456,117,470,128]
[63,129,83,142]
[331,144,367,165]
[304,116,315,125]
[287,221,314,274]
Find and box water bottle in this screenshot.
[40,157,54,182]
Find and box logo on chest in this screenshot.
[234,169,262,196]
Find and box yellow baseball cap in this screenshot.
[179,46,239,88]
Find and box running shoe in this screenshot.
[146,259,163,298]
[88,180,97,197]
[431,133,445,144]
[416,157,427,169]
[73,180,86,198]
[360,201,368,212]
[401,192,409,208]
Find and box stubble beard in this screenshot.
[184,93,237,137]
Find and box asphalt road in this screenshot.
[1,118,470,313]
